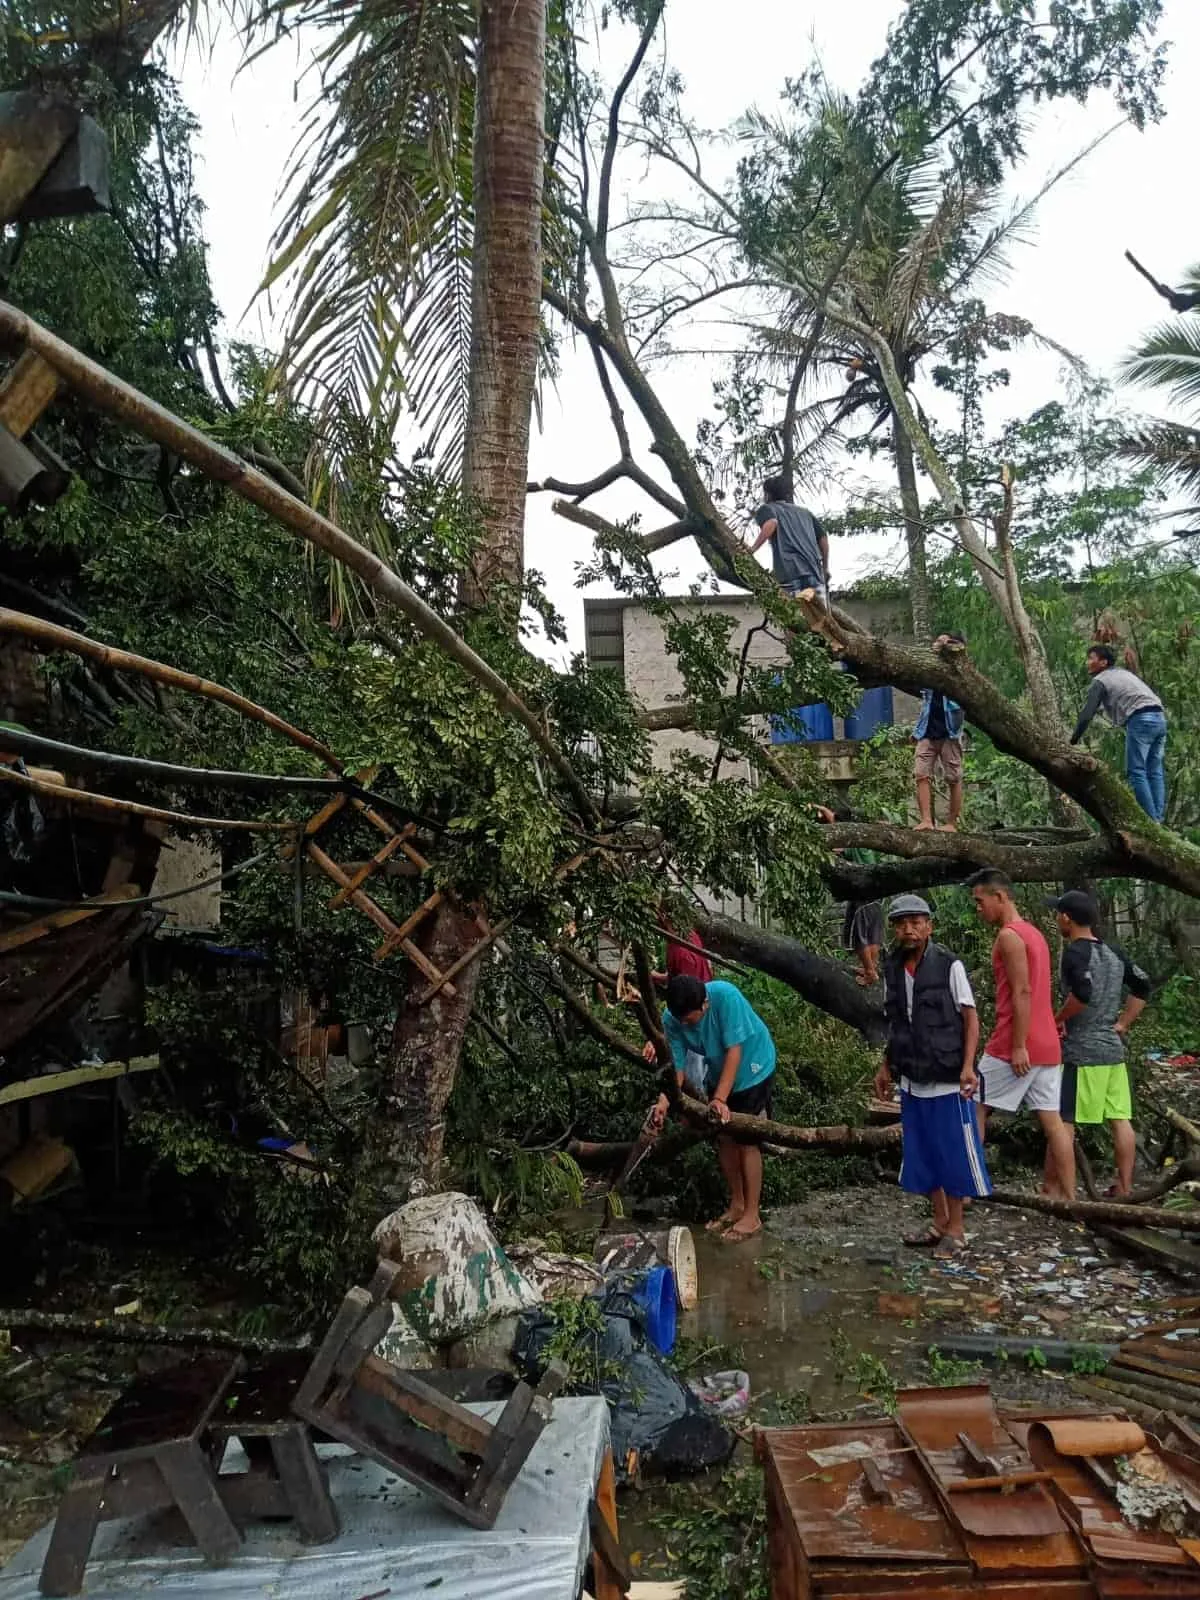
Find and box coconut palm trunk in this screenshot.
[366,0,547,1203]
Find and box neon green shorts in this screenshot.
[1061,1063,1132,1125]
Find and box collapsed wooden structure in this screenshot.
[760,1383,1200,1598]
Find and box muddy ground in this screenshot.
[1,1176,1190,1576]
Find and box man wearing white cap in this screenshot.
[874,894,989,1258]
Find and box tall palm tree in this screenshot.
[257,0,549,1198]
[1119,266,1200,511]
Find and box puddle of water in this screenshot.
[680,1228,908,1409]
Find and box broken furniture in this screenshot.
[1,1395,618,1600]
[292,1258,569,1529]
[37,1352,337,1597]
[38,1354,244,1597]
[759,1383,1200,1598]
[204,1353,338,1543]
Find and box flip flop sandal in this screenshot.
[902,1227,944,1248]
[721,1223,763,1244]
[705,1215,737,1233]
[932,1234,968,1259]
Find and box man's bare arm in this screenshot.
[749,517,777,555]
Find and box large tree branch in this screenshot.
[1125,249,1200,314]
[793,606,1200,898]
[693,911,887,1043]
[0,301,600,828]
[552,497,698,555]
[676,1092,900,1151]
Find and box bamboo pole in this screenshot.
[0,302,599,824]
[0,765,299,835]
[0,726,348,796]
[0,607,339,769]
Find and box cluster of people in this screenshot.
[644,871,1150,1256]
[748,479,1171,826]
[876,872,1151,1257]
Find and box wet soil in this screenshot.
[618,1179,1189,1577]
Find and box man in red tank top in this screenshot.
[966,869,1075,1200]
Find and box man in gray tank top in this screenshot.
[749,475,830,604]
[1048,890,1151,1197]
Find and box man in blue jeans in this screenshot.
[1070,645,1168,822]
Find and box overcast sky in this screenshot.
[174,1,1200,662]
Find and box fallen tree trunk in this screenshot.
[693,912,887,1044]
[0,1307,311,1353]
[676,1091,900,1152]
[982,1186,1200,1234]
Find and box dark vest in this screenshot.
[884,942,965,1085]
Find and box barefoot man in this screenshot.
[914,632,966,831]
[966,869,1075,1199]
[874,895,988,1258]
[647,974,776,1242]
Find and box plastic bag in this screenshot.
[688,1369,751,1417]
[513,1279,733,1481]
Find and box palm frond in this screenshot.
[939,126,1122,305]
[1119,316,1200,416]
[1115,418,1200,504]
[255,0,477,471]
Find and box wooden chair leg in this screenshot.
[38,1469,108,1598]
[268,1428,339,1544]
[155,1441,242,1563]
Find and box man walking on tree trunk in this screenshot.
[966,870,1075,1200]
[874,895,988,1259]
[1070,644,1168,823]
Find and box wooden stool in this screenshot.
[294,1260,567,1528]
[207,1353,338,1544]
[39,1353,243,1597]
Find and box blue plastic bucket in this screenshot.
[630,1265,678,1355]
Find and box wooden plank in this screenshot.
[349,1356,494,1454]
[0,349,61,437]
[0,882,140,954]
[1094,1224,1200,1278]
[328,828,412,909]
[306,842,453,991]
[373,890,444,959]
[38,1468,107,1597]
[417,910,516,1003]
[590,1450,629,1599]
[267,1427,339,1543]
[0,1055,159,1107]
[350,797,432,869]
[293,1287,372,1415]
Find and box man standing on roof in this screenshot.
[874,895,987,1259]
[1049,890,1151,1198]
[966,869,1075,1200]
[747,475,830,604]
[645,974,776,1243]
[1071,644,1168,823]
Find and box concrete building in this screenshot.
[583,590,923,789]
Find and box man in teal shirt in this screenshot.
[646,975,776,1242]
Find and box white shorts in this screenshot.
[980,1054,1063,1114]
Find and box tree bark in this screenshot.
[982,1186,1200,1234]
[892,415,931,646]
[369,0,548,1202]
[676,1092,900,1151]
[459,0,546,617]
[693,910,888,1043]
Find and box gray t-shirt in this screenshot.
[754,501,825,589]
[1060,936,1151,1066]
[1071,667,1163,742]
